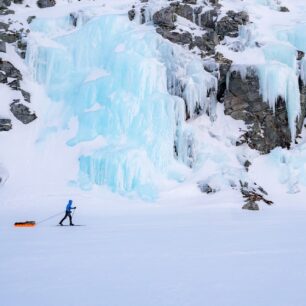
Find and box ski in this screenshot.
[56,225,85,227]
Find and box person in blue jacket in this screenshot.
[59,200,76,226]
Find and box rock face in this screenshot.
[0,31,20,43]
[199,9,218,29]
[0,21,9,31]
[0,0,13,14]
[0,18,28,58]
[224,68,291,153]
[214,52,232,101]
[156,27,192,45]
[132,0,306,160]
[0,0,11,8]
[0,59,32,97]
[170,2,193,22]
[153,7,176,29]
[150,1,249,60]
[0,60,31,97]
[0,2,38,131]
[151,4,220,55]
[190,29,219,55]
[217,10,249,39]
[37,0,55,8]
[224,67,305,153]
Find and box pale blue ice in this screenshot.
[26,12,216,200]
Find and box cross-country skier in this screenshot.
[59,200,76,226]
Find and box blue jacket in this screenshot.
[66,200,75,213]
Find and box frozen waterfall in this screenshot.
[26,11,217,200]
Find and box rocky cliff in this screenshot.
[129,0,303,155]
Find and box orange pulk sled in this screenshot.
[14,221,36,227]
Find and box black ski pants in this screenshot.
[59,211,73,225]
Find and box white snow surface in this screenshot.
[2,194,306,306]
[2,1,306,305]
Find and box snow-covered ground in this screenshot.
[1,192,306,306]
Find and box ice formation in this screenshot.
[228,18,303,140]
[26,12,217,200]
[257,63,300,139]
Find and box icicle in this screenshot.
[257,63,301,140]
[238,23,257,48]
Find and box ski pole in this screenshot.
[72,207,77,219]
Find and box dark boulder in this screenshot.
[153,7,176,30]
[37,0,55,8]
[27,16,36,24]
[0,8,14,15]
[198,182,216,194]
[0,118,12,131]
[8,78,20,90]
[0,21,9,31]
[157,28,192,45]
[0,60,22,79]
[170,3,193,22]
[0,0,11,8]
[200,9,218,29]
[183,0,197,4]
[191,29,219,54]
[0,71,7,83]
[242,202,259,210]
[208,0,219,5]
[0,40,6,53]
[0,31,20,43]
[21,89,31,103]
[244,160,251,172]
[128,9,136,21]
[10,101,37,124]
[216,10,249,40]
[297,50,305,61]
[280,6,289,12]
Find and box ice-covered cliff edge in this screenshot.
[2,0,306,206]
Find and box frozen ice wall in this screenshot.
[256,62,300,139]
[277,24,306,84]
[26,11,216,200]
